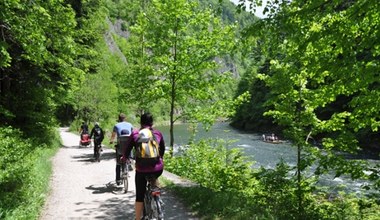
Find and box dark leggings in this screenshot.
[135,170,163,202]
[93,140,101,155]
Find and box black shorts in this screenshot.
[135,170,163,202]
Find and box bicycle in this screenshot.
[93,139,102,162]
[142,176,164,220]
[120,160,131,193]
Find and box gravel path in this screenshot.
[39,128,199,220]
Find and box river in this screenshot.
[156,122,378,194]
[157,122,297,168]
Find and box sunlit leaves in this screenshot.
[124,0,239,142]
[238,0,380,205]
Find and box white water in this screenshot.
[157,122,379,195]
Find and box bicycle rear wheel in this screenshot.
[152,196,164,220]
[95,148,100,162]
[123,175,128,193]
[143,194,151,219]
[122,164,128,193]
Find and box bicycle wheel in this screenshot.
[95,147,100,162]
[143,194,151,219]
[123,174,128,193]
[151,196,164,220]
[122,164,128,193]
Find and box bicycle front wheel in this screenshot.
[123,175,128,193]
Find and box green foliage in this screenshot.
[0,127,32,203]
[0,126,59,219]
[233,1,380,217]
[72,40,120,124]
[0,0,109,137]
[117,0,250,150]
[166,138,254,192]
[0,0,80,135]
[166,141,380,219]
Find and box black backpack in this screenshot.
[94,127,104,141]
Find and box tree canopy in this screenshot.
[232,0,380,215]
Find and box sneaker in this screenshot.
[116,180,122,185]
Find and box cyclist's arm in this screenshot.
[158,132,165,158]
[89,128,94,139]
[109,131,116,144]
[122,136,133,161]
[100,128,105,141]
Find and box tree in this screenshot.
[239,0,380,217]
[125,0,245,153]
[0,0,82,138]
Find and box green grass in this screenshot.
[1,136,60,220]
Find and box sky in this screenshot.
[230,0,268,18]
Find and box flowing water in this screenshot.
[157,122,297,168]
[156,122,379,194]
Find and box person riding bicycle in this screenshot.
[109,113,133,185]
[121,112,165,220]
[89,122,104,158]
[79,121,89,140]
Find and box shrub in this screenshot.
[0,126,60,219]
[0,127,33,217]
[166,139,255,192]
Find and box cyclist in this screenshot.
[110,113,133,185]
[79,121,89,140]
[122,112,165,220]
[89,122,104,158]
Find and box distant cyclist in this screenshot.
[79,122,89,140]
[122,112,165,220]
[90,122,104,158]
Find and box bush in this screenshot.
[0,126,60,219]
[166,139,255,192]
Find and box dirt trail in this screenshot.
[39,128,198,220]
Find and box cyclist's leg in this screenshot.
[115,149,121,184]
[95,140,102,161]
[135,172,147,220]
[93,141,97,157]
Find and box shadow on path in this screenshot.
[86,182,134,195]
[74,196,135,220]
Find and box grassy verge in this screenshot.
[10,147,58,220]
[0,127,60,220]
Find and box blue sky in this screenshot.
[230,0,267,18]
